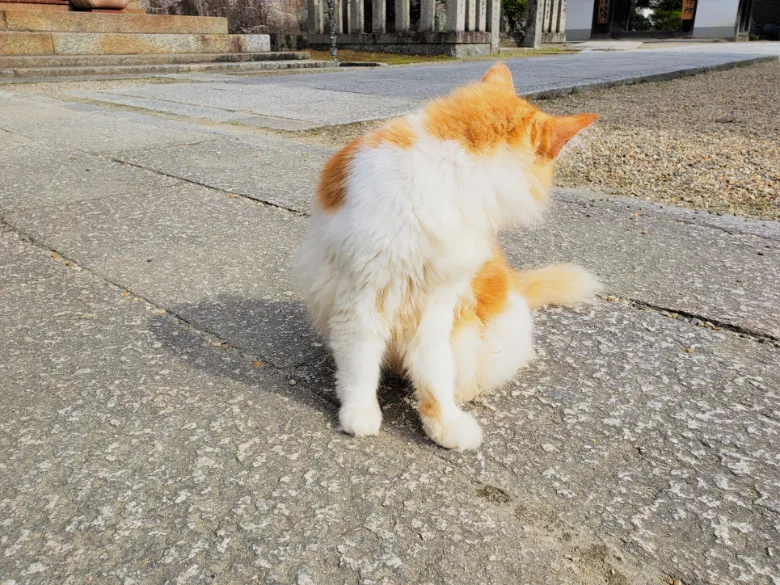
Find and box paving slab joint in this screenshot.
[600,294,780,347]
[113,156,308,216]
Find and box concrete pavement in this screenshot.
[53,44,780,130]
[1,50,779,585]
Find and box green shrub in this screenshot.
[653,9,682,30]
[502,0,528,33]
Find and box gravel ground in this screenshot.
[297,61,780,220]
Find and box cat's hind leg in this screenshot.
[405,291,483,451]
[453,291,535,403]
[329,295,390,437]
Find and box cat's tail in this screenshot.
[513,264,602,309]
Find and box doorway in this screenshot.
[592,0,698,37]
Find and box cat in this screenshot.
[295,62,601,451]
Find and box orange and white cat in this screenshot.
[295,63,601,451]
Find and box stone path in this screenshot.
[59,44,780,130]
[1,50,779,585]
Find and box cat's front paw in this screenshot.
[421,410,483,452]
[339,402,382,437]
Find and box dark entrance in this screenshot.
[592,0,698,37]
[736,0,754,36]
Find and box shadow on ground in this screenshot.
[148,296,430,447]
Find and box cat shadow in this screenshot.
[149,295,430,447]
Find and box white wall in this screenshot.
[693,0,740,37]
[566,0,596,40]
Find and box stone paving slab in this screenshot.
[1,55,779,585]
[0,94,221,154]
[75,82,420,129]
[109,134,780,339]
[3,226,654,585]
[3,183,313,370]
[501,190,780,340]
[0,131,180,207]
[117,136,333,211]
[4,178,778,583]
[283,292,780,585]
[66,49,777,128]
[382,300,780,585]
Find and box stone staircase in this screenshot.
[0,7,333,79]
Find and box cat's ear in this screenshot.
[537,113,598,159]
[481,62,514,91]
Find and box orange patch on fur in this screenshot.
[513,263,600,308]
[536,113,599,160]
[423,63,597,160]
[454,248,514,331]
[481,62,514,90]
[417,388,441,420]
[423,83,536,155]
[365,117,415,150]
[316,137,362,212]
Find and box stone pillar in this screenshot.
[543,0,552,32]
[308,0,324,33]
[486,0,500,50]
[420,0,436,31]
[372,0,386,32]
[342,0,351,33]
[349,0,364,33]
[394,0,410,31]
[523,0,544,48]
[557,0,566,34]
[466,0,477,31]
[447,0,466,31]
[476,0,487,31]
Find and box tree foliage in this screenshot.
[502,0,528,33]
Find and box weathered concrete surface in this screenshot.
[1,61,779,585]
[2,226,653,585]
[501,190,780,340]
[117,136,332,210]
[0,94,220,153]
[104,134,780,340]
[76,81,420,129]
[0,132,180,207]
[70,47,780,128]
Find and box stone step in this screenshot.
[0,51,310,68]
[0,10,228,34]
[0,58,337,79]
[0,31,270,55]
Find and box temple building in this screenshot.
[566,0,756,41]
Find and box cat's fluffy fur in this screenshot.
[295,62,601,451]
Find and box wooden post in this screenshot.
[420,0,436,31]
[523,0,544,48]
[349,0,364,33]
[395,0,410,31]
[447,0,466,31]
[372,0,386,32]
[307,0,324,33]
